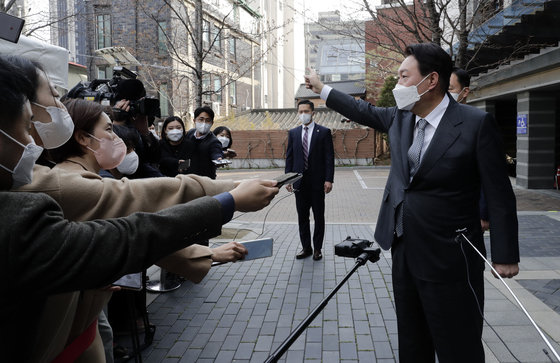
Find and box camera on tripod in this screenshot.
[67,66,161,121]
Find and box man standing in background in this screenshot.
[186,106,223,179]
[285,100,335,261]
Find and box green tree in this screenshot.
[376,76,397,107]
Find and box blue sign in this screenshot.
[517,114,527,134]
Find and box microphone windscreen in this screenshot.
[116,79,146,101]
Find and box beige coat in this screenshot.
[17,160,236,362]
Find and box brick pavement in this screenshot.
[135,167,560,362]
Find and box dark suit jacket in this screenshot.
[326,89,519,281]
[285,123,334,190]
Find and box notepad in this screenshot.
[241,238,273,260]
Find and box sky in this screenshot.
[301,0,381,22]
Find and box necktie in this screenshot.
[302,126,309,170]
[407,118,428,177]
[396,118,428,237]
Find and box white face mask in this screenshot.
[0,131,44,189]
[195,122,212,135]
[299,113,312,125]
[392,73,431,111]
[166,129,183,142]
[450,87,466,103]
[31,102,75,149]
[116,151,139,175]
[217,136,230,148]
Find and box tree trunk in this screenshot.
[426,0,442,45]
[194,0,203,108]
[456,0,469,68]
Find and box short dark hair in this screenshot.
[452,68,471,88]
[0,56,35,130]
[297,99,314,111]
[50,98,104,162]
[405,43,452,95]
[5,55,45,103]
[213,126,233,148]
[162,116,185,143]
[194,106,215,121]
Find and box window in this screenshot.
[57,0,68,49]
[158,21,167,54]
[97,65,112,79]
[202,74,211,102]
[229,37,236,60]
[159,83,169,117]
[214,77,222,103]
[211,26,222,52]
[203,20,210,47]
[96,14,111,49]
[229,81,236,105]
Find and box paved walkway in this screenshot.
[137,167,560,362]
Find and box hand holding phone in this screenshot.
[274,172,303,187]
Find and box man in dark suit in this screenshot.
[285,100,334,261]
[305,43,519,362]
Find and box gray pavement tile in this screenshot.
[199,341,222,359]
[198,319,219,334]
[221,334,243,350]
[356,334,375,351]
[255,335,274,351]
[144,348,168,363]
[178,348,201,362]
[216,313,236,328]
[177,326,199,341]
[241,328,260,342]
[285,349,304,362]
[214,350,236,363]
[247,314,265,329]
[259,321,277,335]
[209,327,230,342]
[250,351,271,362]
[167,340,189,358]
[323,350,341,363]
[305,342,323,359]
[155,332,180,350]
[374,341,395,359]
[229,320,247,334]
[189,333,211,349]
[234,342,256,359]
[340,342,358,359]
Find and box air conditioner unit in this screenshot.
[212,101,221,116]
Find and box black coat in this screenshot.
[158,137,194,177]
[185,129,223,179]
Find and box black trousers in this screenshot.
[391,238,485,363]
[294,178,325,251]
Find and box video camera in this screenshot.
[67,66,161,121]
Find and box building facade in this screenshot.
[46,0,304,121]
[305,11,365,83]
